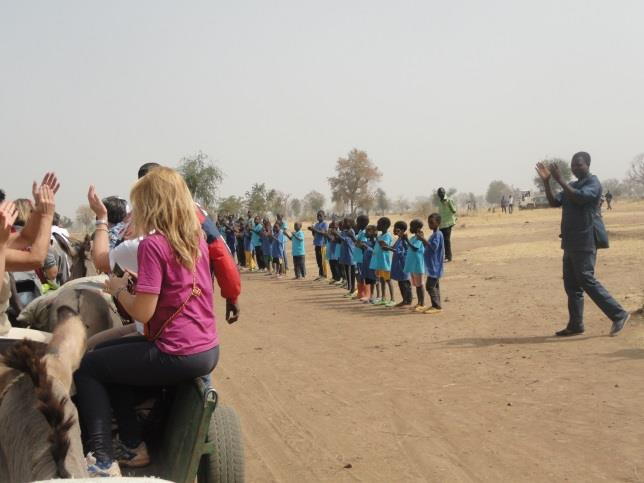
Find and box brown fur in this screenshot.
[2,340,74,478]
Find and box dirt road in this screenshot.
[213,203,644,482]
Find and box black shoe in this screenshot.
[610,313,631,337]
[555,327,585,337]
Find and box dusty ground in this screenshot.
[213,202,644,483]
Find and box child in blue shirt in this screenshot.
[419,213,445,313]
[338,217,357,297]
[391,221,412,307]
[324,220,342,284]
[308,210,328,280]
[285,222,306,279]
[251,216,266,271]
[243,223,256,271]
[271,222,286,278]
[261,219,274,275]
[358,224,381,304]
[351,215,370,300]
[368,217,395,307]
[403,219,427,311]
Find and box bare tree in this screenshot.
[629,153,644,187]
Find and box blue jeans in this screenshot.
[563,250,626,330]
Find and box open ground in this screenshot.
[213,202,644,483]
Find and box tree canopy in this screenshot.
[178,151,223,210]
[532,158,572,191]
[486,180,512,205]
[303,190,326,216]
[328,149,382,214]
[217,195,244,216]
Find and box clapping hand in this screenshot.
[549,162,563,183]
[0,201,18,245]
[87,185,108,219]
[535,162,551,182]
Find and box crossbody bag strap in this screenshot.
[148,272,202,342]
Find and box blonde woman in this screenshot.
[74,167,219,477]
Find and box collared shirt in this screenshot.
[390,237,409,281]
[313,221,328,247]
[438,198,457,229]
[554,174,602,252]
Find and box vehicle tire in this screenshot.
[201,404,245,483]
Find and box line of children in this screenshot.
[313,214,445,314]
[235,211,445,314]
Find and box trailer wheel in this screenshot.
[199,404,244,483]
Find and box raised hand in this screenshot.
[535,162,551,182]
[549,162,563,183]
[33,185,56,216]
[87,185,108,219]
[32,172,60,201]
[0,201,18,244]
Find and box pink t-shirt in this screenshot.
[136,233,218,356]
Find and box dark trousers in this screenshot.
[315,246,324,277]
[344,264,356,292]
[398,280,413,304]
[293,255,306,278]
[236,241,245,265]
[255,246,265,269]
[74,336,219,464]
[440,226,453,261]
[329,260,341,281]
[426,277,442,309]
[563,250,627,331]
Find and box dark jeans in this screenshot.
[563,250,627,331]
[440,226,453,261]
[315,246,324,277]
[255,246,265,269]
[426,277,442,309]
[397,280,412,304]
[74,336,219,464]
[293,255,306,278]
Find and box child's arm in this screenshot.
[379,239,394,252]
[406,235,420,252]
[284,231,293,240]
[417,229,431,248]
[293,231,304,241]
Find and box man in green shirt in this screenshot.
[437,187,457,262]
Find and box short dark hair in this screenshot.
[377,217,391,232]
[393,220,407,232]
[0,189,5,202]
[138,162,161,179]
[356,214,369,230]
[428,213,442,225]
[572,151,591,167]
[409,219,423,233]
[52,212,61,226]
[102,196,128,225]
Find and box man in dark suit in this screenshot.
[536,152,630,337]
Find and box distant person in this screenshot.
[369,217,395,307]
[436,188,457,262]
[284,222,306,279]
[308,210,328,280]
[351,214,370,300]
[501,195,508,214]
[508,194,514,214]
[466,199,473,214]
[419,213,445,314]
[270,222,285,278]
[403,219,426,310]
[605,190,613,210]
[536,152,630,337]
[391,221,412,307]
[337,217,357,297]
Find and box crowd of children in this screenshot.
[218,210,446,313]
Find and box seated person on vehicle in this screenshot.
[74,167,220,477]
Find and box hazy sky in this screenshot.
[1,0,643,217]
